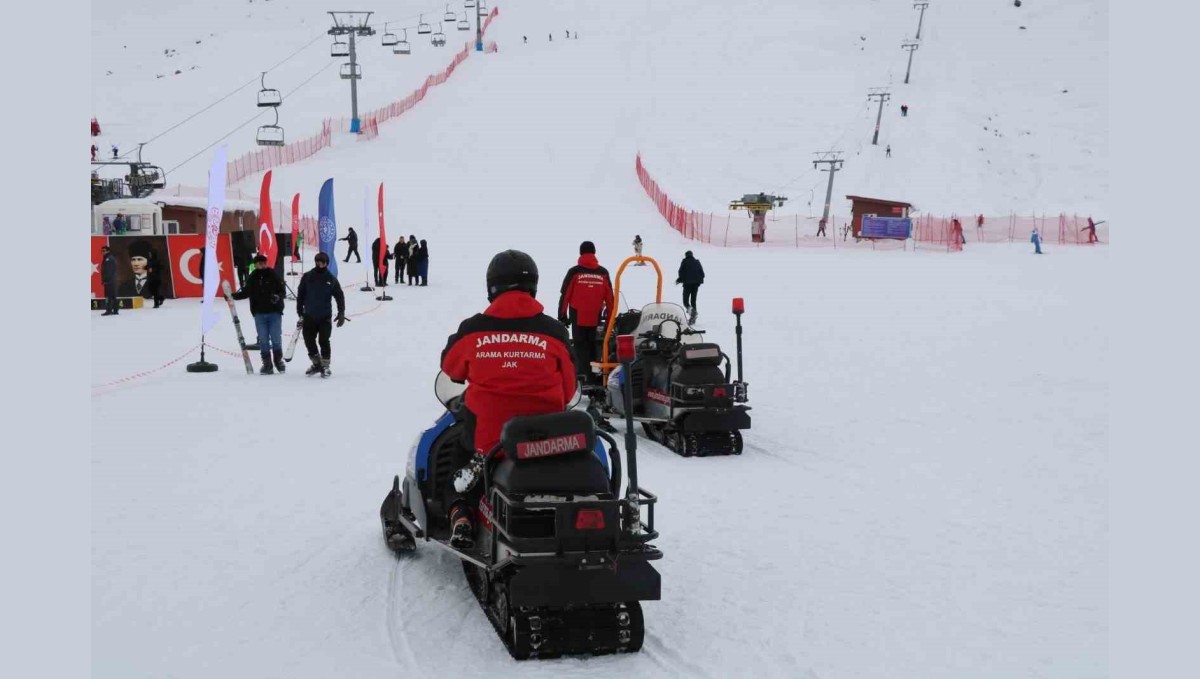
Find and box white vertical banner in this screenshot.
[361,186,373,286]
[200,146,228,335]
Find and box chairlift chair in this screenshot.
[457,14,470,30]
[443,4,455,21]
[256,72,281,107]
[432,30,446,46]
[339,63,361,80]
[382,31,398,47]
[394,29,412,55]
[465,0,476,8]
[257,109,285,146]
[331,39,349,58]
[477,0,488,13]
[417,15,432,34]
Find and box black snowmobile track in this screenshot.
[642,423,744,457]
[464,563,645,660]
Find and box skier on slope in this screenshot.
[441,250,577,548]
[296,252,347,377]
[232,253,287,374]
[1031,227,1043,254]
[1082,217,1100,243]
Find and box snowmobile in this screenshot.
[587,255,751,457]
[379,368,662,660]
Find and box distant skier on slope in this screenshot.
[1031,228,1042,254]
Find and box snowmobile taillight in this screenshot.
[732,297,745,314]
[574,508,606,530]
[616,334,635,362]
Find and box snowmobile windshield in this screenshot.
[434,371,583,410]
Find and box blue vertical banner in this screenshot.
[318,178,338,277]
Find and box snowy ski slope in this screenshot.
[91,1,1108,677]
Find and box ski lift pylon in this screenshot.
[257,109,285,146]
[256,72,281,107]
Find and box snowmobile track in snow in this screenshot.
[643,629,713,678]
[385,555,419,669]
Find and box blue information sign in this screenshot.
[860,215,912,239]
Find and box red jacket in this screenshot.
[557,254,614,328]
[441,292,577,456]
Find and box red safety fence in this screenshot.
[636,154,1109,251]
[226,120,333,186]
[224,7,502,186]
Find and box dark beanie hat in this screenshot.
[579,240,596,255]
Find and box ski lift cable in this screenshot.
[111,31,329,161]
[164,61,337,177]
[767,100,872,195]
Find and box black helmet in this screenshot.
[486,250,538,301]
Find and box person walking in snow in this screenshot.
[111,144,119,159]
[558,240,615,386]
[885,145,892,158]
[1082,217,1100,244]
[1031,228,1042,254]
[952,218,965,245]
[91,144,98,161]
[523,35,527,43]
[677,251,705,324]
[900,104,908,117]
[817,218,827,237]
[339,227,361,263]
[296,251,347,377]
[232,253,287,374]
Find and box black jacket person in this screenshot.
[677,250,705,314]
[339,227,361,263]
[296,252,346,376]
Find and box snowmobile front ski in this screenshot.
[221,280,254,375]
[283,320,303,362]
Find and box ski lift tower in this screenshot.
[328,11,375,134]
[729,193,787,243]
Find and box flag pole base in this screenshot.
[375,293,393,301]
[360,285,374,292]
[186,360,219,373]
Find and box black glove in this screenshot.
[453,452,486,493]
[336,314,346,328]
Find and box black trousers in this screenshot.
[104,282,118,313]
[344,245,360,263]
[302,316,333,359]
[570,324,598,382]
[682,284,699,310]
[394,261,405,283]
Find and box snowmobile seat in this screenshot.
[677,343,723,367]
[492,412,611,496]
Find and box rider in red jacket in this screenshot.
[557,241,614,383]
[441,250,577,547]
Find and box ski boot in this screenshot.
[320,358,331,378]
[273,348,286,374]
[259,353,274,375]
[448,504,475,549]
[305,354,322,376]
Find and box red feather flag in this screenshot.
[257,170,278,267]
